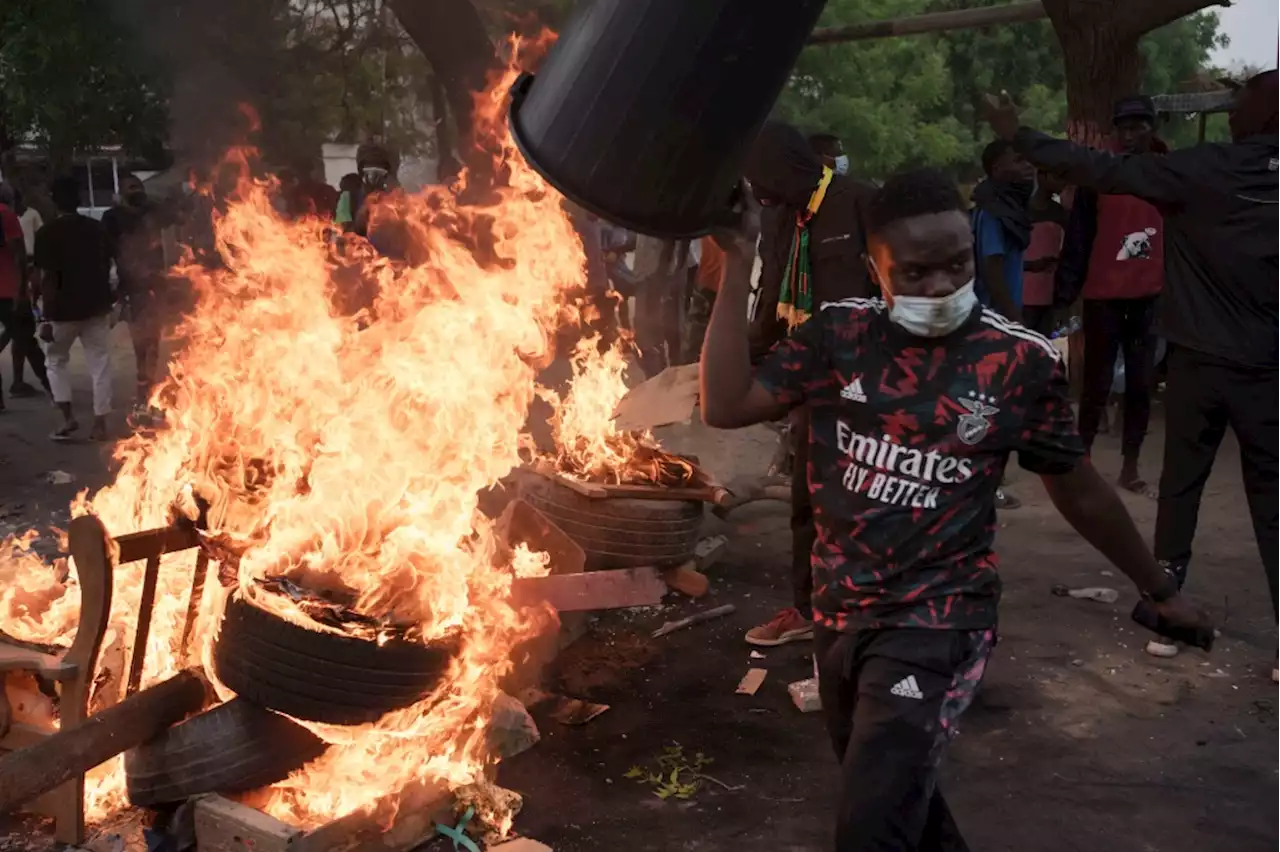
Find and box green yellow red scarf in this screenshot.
[777,166,834,329]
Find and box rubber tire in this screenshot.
[523,478,703,570]
[214,595,457,725]
[125,698,327,807]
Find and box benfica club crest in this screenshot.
[957,391,999,445]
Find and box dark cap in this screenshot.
[1112,95,1156,124]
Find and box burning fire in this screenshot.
[542,337,696,487]
[0,35,616,831]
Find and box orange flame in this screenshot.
[0,34,581,830]
[542,337,696,487]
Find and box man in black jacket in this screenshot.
[740,121,877,647]
[988,71,1278,663]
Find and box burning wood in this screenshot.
[0,32,594,838]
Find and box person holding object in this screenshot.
[699,168,1211,850]
[986,72,1277,665]
[737,121,876,649]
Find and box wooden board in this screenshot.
[194,795,301,852]
[293,781,453,852]
[512,567,667,612]
[196,783,454,852]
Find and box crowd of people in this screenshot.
[699,68,1276,850]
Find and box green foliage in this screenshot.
[624,743,715,801]
[0,0,168,163]
[778,1,1229,179]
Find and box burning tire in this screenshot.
[125,698,327,806]
[523,479,703,569]
[213,594,457,725]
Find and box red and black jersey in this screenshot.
[756,299,1083,632]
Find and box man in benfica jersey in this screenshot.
[700,168,1210,850]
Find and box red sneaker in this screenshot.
[745,607,813,647]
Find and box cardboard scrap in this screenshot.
[788,677,821,713]
[611,363,700,432]
[548,696,610,726]
[735,668,767,696]
[512,566,667,612]
[488,840,553,852]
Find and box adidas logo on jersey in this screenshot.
[841,377,867,403]
[890,675,924,700]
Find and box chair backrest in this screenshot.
[104,524,209,700]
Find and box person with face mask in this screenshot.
[699,167,1212,850]
[1052,95,1168,501]
[102,172,173,420]
[808,132,850,176]
[738,121,877,649]
[990,71,1278,671]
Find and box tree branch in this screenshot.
[808,1,1047,46]
[1113,0,1229,42]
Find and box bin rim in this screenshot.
[506,71,728,241]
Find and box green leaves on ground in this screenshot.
[624,743,715,801]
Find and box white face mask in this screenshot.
[833,154,850,175]
[888,281,977,338]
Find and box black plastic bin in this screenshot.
[509,0,829,238]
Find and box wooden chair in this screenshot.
[0,517,210,844]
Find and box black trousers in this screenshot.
[1079,297,1157,457]
[815,626,994,851]
[0,297,50,398]
[1154,345,1278,614]
[791,406,815,617]
[1020,304,1054,336]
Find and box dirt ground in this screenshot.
[1,331,1276,851]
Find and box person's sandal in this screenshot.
[51,420,80,441]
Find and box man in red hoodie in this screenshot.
[1055,95,1166,496]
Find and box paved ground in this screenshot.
[1,335,1276,851]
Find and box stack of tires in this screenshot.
[125,593,457,807]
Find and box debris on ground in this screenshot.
[1051,584,1120,604]
[660,562,710,598]
[694,534,728,570]
[788,678,821,713]
[624,743,740,800]
[552,629,656,693]
[651,603,736,638]
[735,668,766,696]
[44,470,75,485]
[489,692,541,759]
[749,650,765,660]
[488,840,553,852]
[537,694,609,726]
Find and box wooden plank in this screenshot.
[0,670,206,812]
[194,795,301,852]
[808,1,1046,45]
[114,525,200,565]
[592,482,720,503]
[512,567,667,612]
[125,553,162,697]
[0,645,76,680]
[293,781,453,852]
[736,669,767,696]
[181,550,211,664]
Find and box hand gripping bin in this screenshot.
[509,0,829,238]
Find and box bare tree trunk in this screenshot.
[1043,0,1222,144]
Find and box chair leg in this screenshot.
[49,777,86,845]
